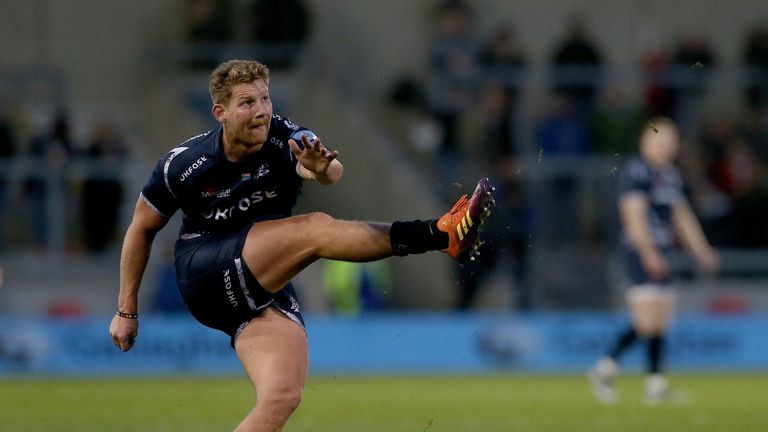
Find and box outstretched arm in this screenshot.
[289,133,343,185]
[109,197,169,352]
[672,200,719,271]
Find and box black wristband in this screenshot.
[116,310,138,319]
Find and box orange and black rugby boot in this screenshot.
[438,177,495,262]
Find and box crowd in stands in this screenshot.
[3,0,768,313]
[0,108,128,254]
[383,0,768,308]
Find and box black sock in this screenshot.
[390,219,449,256]
[648,335,664,374]
[608,327,638,359]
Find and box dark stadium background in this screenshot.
[0,1,766,430]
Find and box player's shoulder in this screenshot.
[270,113,316,150]
[271,114,301,135]
[622,156,651,180]
[166,128,217,157]
[160,128,220,176]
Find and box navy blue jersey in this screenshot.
[141,114,314,235]
[617,157,685,249]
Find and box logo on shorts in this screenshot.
[222,269,238,308]
[289,295,299,312]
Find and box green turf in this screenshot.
[0,374,765,431]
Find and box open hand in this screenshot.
[289,133,339,176]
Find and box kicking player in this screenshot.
[109,59,494,431]
[589,117,718,405]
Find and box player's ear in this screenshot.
[212,104,226,123]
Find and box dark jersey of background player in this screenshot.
[617,156,685,284]
[141,114,314,236]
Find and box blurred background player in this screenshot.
[589,117,719,404]
[109,59,494,431]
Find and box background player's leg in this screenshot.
[243,212,393,292]
[234,308,308,432]
[628,287,676,336]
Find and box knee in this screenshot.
[257,386,303,416]
[301,212,334,228]
[633,321,665,337]
[297,212,336,241]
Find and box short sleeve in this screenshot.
[617,158,651,199]
[140,157,180,218]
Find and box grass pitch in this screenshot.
[0,374,765,431]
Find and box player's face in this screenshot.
[221,80,273,147]
[640,125,679,168]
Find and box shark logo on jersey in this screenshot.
[255,164,270,180]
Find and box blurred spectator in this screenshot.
[743,24,768,111]
[458,80,531,309]
[535,95,591,156]
[475,84,516,160]
[180,0,234,70]
[247,0,312,70]
[666,32,717,134]
[323,261,392,315]
[695,114,768,247]
[642,49,675,117]
[674,124,731,246]
[736,101,768,164]
[80,122,127,252]
[23,113,72,248]
[591,87,647,155]
[427,0,479,195]
[455,163,530,310]
[479,24,526,157]
[534,95,591,240]
[712,138,762,199]
[0,113,16,251]
[550,13,603,115]
[711,137,768,247]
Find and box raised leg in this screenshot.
[242,212,392,292]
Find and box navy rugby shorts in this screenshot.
[622,244,672,286]
[174,223,305,347]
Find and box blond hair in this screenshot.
[208,60,270,104]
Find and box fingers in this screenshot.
[300,133,320,152]
[111,333,136,352]
[295,134,337,159]
[109,315,138,352]
[288,139,302,158]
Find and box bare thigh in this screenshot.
[235,307,309,400]
[242,213,391,292]
[626,286,677,336]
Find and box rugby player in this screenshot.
[109,59,494,431]
[589,117,719,405]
